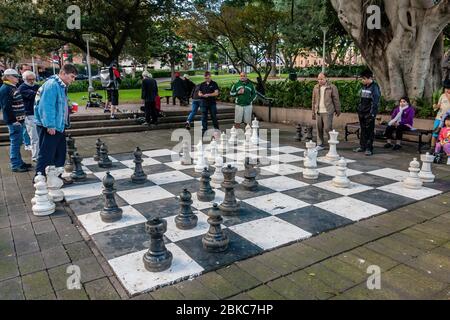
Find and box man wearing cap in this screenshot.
[0,69,31,172]
[141,71,159,125]
[198,71,220,135]
[230,72,257,129]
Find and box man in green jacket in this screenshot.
[230,72,257,128]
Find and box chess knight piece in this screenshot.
[100,172,123,223]
[46,166,64,202]
[175,189,198,230]
[202,203,229,253]
[143,217,173,272]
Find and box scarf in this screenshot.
[389,105,409,126]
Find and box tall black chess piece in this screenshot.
[242,157,258,191]
[94,138,103,162]
[98,143,113,168]
[202,203,229,252]
[303,126,313,141]
[65,134,76,172]
[197,167,215,202]
[131,147,147,184]
[143,217,173,272]
[175,189,198,230]
[219,164,240,216]
[295,124,302,141]
[100,172,123,223]
[70,152,87,181]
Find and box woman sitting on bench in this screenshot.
[384,97,415,150]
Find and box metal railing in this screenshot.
[255,91,275,123]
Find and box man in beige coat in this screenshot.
[312,73,341,150]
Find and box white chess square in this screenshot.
[78,206,147,235]
[82,166,93,175]
[191,189,227,210]
[260,163,303,176]
[268,153,304,164]
[258,176,309,192]
[270,146,306,154]
[315,197,387,221]
[64,182,103,201]
[317,166,362,177]
[317,157,356,165]
[243,192,309,215]
[117,186,174,205]
[314,180,373,196]
[82,157,118,166]
[164,161,196,171]
[147,171,194,185]
[228,216,312,250]
[108,244,204,295]
[121,157,161,168]
[142,149,177,158]
[93,168,135,181]
[368,168,409,182]
[377,182,442,200]
[165,212,218,242]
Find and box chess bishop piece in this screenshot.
[32,173,56,216]
[418,152,435,183]
[403,158,423,189]
[100,172,123,223]
[197,168,216,202]
[93,138,102,162]
[131,147,147,184]
[180,141,192,165]
[46,166,64,202]
[143,217,173,272]
[325,130,340,161]
[202,203,229,252]
[175,189,198,230]
[228,126,238,145]
[70,152,87,181]
[241,157,258,191]
[332,157,351,188]
[219,164,240,216]
[98,143,113,168]
[303,141,319,180]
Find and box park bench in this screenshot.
[344,122,432,153]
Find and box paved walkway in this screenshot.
[0,123,449,300]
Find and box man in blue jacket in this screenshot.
[34,64,78,176]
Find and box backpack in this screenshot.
[100,67,111,88]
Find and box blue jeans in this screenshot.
[187,100,201,123]
[201,102,219,134]
[23,125,31,146]
[7,123,25,169]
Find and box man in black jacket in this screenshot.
[141,71,159,125]
[183,74,196,104]
[171,72,187,106]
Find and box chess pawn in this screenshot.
[143,217,173,272]
[175,189,198,230]
[98,143,113,168]
[208,139,218,165]
[31,173,52,205]
[211,156,224,186]
[303,141,319,180]
[332,157,351,188]
[325,130,340,161]
[219,164,240,216]
[131,147,147,184]
[202,203,229,253]
[94,138,102,162]
[197,168,216,202]
[241,157,258,191]
[180,141,192,165]
[403,158,423,189]
[100,172,123,223]
[32,173,56,216]
[250,117,259,145]
[418,152,435,183]
[46,166,64,202]
[70,152,87,181]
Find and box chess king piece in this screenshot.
[241,157,258,191]
[46,166,64,202]
[70,152,87,181]
[219,164,240,216]
[131,147,147,184]
[180,141,192,165]
[211,156,224,186]
[202,203,229,253]
[100,172,123,223]
[98,143,113,168]
[403,158,423,189]
[143,217,173,272]
[94,138,103,162]
[208,139,218,165]
[197,168,216,202]
[32,173,56,216]
[195,141,208,173]
[250,117,259,145]
[175,189,198,230]
[332,157,351,188]
[303,141,319,180]
[418,152,435,183]
[325,130,340,161]
[295,124,302,141]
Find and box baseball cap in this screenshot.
[3,69,19,77]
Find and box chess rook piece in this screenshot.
[175,189,198,230]
[131,147,147,184]
[100,172,123,223]
[403,158,423,189]
[250,117,259,145]
[70,152,87,181]
[32,173,56,216]
[143,217,173,272]
[180,141,192,165]
[241,157,259,191]
[208,139,218,165]
[219,164,240,216]
[303,141,319,180]
[98,143,113,168]
[332,157,351,188]
[94,138,103,162]
[295,124,302,141]
[46,166,64,202]
[325,130,340,161]
[211,156,224,186]
[197,168,216,202]
[202,203,229,253]
[418,152,435,183]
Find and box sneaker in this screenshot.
[185,122,191,130]
[384,143,393,148]
[12,166,28,173]
[354,147,365,153]
[24,145,32,151]
[22,163,33,168]
[110,115,117,119]
[365,150,373,156]
[316,145,325,151]
[392,144,402,151]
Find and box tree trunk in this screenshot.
[269,41,277,77]
[170,61,176,80]
[330,0,449,101]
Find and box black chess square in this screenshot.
[152,155,179,163]
[67,195,128,216]
[161,179,201,197]
[228,184,275,200]
[201,202,271,227]
[85,162,128,173]
[282,186,342,204]
[133,197,180,220]
[112,152,149,161]
[114,179,156,192]
[350,174,397,188]
[349,189,415,211]
[63,174,101,187]
[142,163,175,175]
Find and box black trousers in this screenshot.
[358,113,375,151]
[144,100,158,124]
[172,95,187,106]
[385,124,410,141]
[35,125,66,175]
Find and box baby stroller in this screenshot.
[85,92,106,110]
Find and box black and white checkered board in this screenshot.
[63,143,447,295]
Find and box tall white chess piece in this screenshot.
[208,139,218,165]
[325,130,340,161]
[303,141,319,180]
[250,117,259,145]
[418,152,435,183]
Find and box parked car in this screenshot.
[75,74,89,80]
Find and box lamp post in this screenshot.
[321,27,328,73]
[82,34,94,93]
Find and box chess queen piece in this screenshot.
[131,147,147,184]
[303,141,319,180]
[197,168,216,202]
[98,143,113,168]
[325,130,340,161]
[219,164,240,216]
[70,152,87,181]
[180,141,192,165]
[418,152,435,183]
[175,189,198,230]
[241,157,258,191]
[32,173,56,216]
[143,217,173,272]
[250,117,259,145]
[403,158,423,189]
[202,203,229,253]
[100,172,123,223]
[332,157,351,188]
[94,138,103,162]
[46,166,64,202]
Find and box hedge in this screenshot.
[285,65,367,78]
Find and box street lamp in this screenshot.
[82,33,94,93]
[321,27,328,73]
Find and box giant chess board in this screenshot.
[63,142,447,295]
